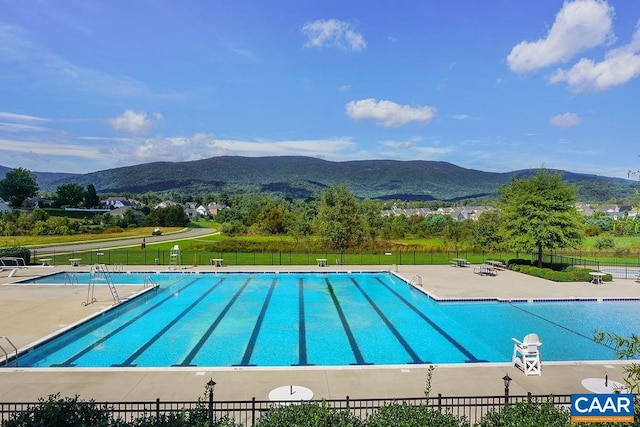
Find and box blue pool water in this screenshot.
[16,272,640,367]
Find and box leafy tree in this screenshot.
[314,184,365,251]
[0,167,38,207]
[443,219,471,254]
[54,183,85,207]
[359,198,384,241]
[498,169,583,267]
[471,210,503,251]
[84,183,100,208]
[594,331,640,394]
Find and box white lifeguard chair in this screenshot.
[512,333,542,376]
[169,245,181,269]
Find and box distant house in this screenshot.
[184,208,201,219]
[110,207,145,222]
[24,196,53,208]
[155,200,177,209]
[0,198,11,213]
[207,202,227,216]
[103,197,136,209]
[196,205,209,217]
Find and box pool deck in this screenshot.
[1,263,639,403]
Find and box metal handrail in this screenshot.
[0,336,18,367]
[64,273,78,286]
[144,276,158,288]
[409,274,422,287]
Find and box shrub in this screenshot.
[255,401,364,427]
[594,236,616,249]
[475,399,570,427]
[365,403,469,427]
[2,393,124,427]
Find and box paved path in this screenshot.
[0,264,638,405]
[30,227,216,254]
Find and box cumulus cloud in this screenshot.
[108,110,162,134]
[507,0,614,73]
[550,24,640,92]
[550,112,583,127]
[345,99,436,127]
[302,19,366,52]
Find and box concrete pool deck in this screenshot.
[0,263,639,403]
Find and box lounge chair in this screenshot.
[512,333,542,376]
[0,257,27,278]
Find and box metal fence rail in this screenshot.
[0,393,573,426]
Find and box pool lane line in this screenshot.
[325,278,367,365]
[52,277,201,367]
[378,277,480,363]
[507,303,615,350]
[239,278,277,366]
[179,277,253,366]
[296,277,309,366]
[116,277,227,367]
[350,278,422,364]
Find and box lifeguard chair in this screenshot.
[512,333,542,376]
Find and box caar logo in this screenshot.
[571,394,634,423]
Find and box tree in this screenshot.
[53,183,84,207]
[314,184,365,251]
[0,167,38,207]
[498,169,583,267]
[83,184,100,208]
[471,210,503,251]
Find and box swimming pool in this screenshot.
[14,272,640,367]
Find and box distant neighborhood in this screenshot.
[1,195,636,223]
[381,203,637,221]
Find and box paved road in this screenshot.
[30,227,216,254]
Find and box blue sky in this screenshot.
[1,0,639,178]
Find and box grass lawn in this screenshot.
[0,227,186,247]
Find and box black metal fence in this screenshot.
[0,393,573,426]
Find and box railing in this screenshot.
[0,336,17,367]
[64,272,77,286]
[409,274,423,287]
[0,393,574,426]
[144,276,158,288]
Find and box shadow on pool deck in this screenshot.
[0,264,638,402]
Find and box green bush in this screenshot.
[255,401,364,427]
[0,246,30,264]
[365,403,469,427]
[475,399,570,427]
[2,393,125,427]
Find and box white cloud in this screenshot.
[550,112,583,127]
[302,19,366,52]
[550,24,640,92]
[507,0,614,73]
[345,98,436,127]
[451,114,473,120]
[0,111,50,122]
[108,110,161,134]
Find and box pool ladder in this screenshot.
[409,275,423,287]
[0,336,18,367]
[144,276,158,288]
[84,264,120,306]
[64,273,78,286]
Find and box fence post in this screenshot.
[346,395,350,409]
[155,397,160,419]
[252,397,256,426]
[437,393,442,411]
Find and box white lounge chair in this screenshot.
[512,333,542,376]
[0,257,27,278]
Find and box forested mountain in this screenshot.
[1,156,638,202]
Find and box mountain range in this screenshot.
[1,156,638,202]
